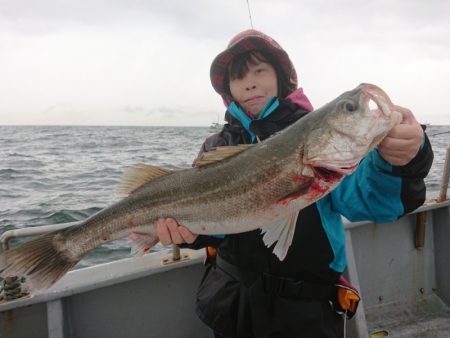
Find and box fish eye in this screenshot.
[344,101,356,112]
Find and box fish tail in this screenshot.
[0,232,78,293]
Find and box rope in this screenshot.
[0,276,28,301]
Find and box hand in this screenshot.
[378,106,424,166]
[156,218,198,245]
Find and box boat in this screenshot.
[209,122,223,132]
[1,152,449,338]
[209,115,223,132]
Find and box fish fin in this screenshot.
[0,232,79,293]
[260,212,299,261]
[119,164,174,195]
[129,232,159,257]
[193,145,253,167]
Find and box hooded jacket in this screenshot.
[187,95,432,338]
[189,98,433,283]
[186,29,434,338]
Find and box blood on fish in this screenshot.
[0,83,399,293]
[292,174,307,183]
[277,178,312,206]
[311,182,328,193]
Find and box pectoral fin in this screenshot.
[260,212,299,261]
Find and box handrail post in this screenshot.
[415,212,427,249]
[172,244,181,261]
[438,146,450,202]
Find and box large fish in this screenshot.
[0,83,402,293]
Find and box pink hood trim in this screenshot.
[286,87,314,112]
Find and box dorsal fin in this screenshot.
[193,144,253,167]
[118,164,173,195]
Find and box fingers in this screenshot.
[166,218,184,244]
[156,218,198,245]
[393,105,415,124]
[385,123,421,140]
[156,219,172,246]
[379,134,417,150]
[378,134,421,166]
[178,226,197,244]
[378,147,413,166]
[378,107,424,166]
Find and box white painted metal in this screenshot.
[0,201,449,338]
[47,299,64,338]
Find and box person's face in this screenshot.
[229,55,278,117]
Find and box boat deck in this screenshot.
[367,294,450,337]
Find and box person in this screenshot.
[155,29,433,338]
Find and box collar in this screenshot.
[226,96,280,142]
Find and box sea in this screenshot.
[0,125,449,269]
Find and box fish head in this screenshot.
[302,83,402,181]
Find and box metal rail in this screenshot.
[0,221,184,263]
[1,145,449,261]
[0,222,78,253]
[439,146,450,202]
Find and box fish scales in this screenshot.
[0,83,402,293]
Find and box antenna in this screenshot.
[246,0,254,29]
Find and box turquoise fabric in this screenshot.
[330,149,403,223]
[205,143,406,272]
[316,197,347,272]
[227,97,279,142]
[317,149,404,272]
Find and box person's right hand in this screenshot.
[156,218,198,245]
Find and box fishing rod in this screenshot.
[246,0,254,28]
[243,0,447,140]
[427,131,450,137]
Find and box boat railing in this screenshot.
[0,222,77,253]
[2,201,449,256]
[0,222,183,264]
[1,146,449,255]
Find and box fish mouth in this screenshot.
[311,161,359,181]
[360,83,394,119]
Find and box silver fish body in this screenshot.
[0,83,402,292]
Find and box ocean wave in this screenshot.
[0,207,101,227]
[36,207,102,224]
[1,125,447,268]
[6,153,33,158]
[0,168,21,175]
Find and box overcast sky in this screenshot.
[0,0,449,126]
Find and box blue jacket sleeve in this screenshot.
[329,132,433,223]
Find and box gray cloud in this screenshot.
[123,105,147,114]
[145,106,192,119]
[1,0,449,44]
[0,0,245,38]
[1,0,449,125]
[122,105,193,119]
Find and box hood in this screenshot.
[210,29,298,98]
